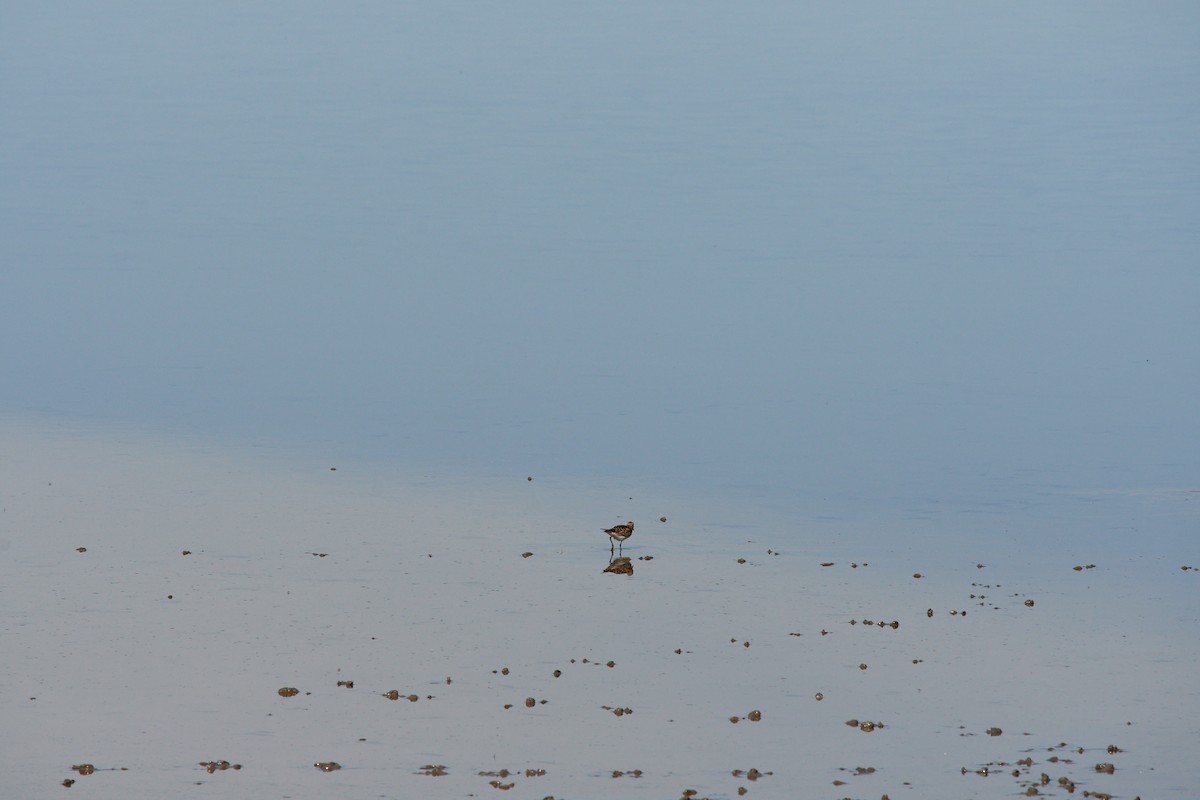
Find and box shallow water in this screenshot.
[2,421,1197,798]
[2,3,1199,795]
[3,2,1199,504]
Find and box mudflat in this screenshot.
[2,420,1196,798]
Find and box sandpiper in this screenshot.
[604,521,634,552]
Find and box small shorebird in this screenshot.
[604,521,634,552]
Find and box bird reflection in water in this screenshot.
[603,556,634,576]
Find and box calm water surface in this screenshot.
[3,3,1197,512]
[1,3,1198,796]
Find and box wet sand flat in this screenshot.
[2,420,1197,798]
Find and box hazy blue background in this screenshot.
[3,3,1198,519]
